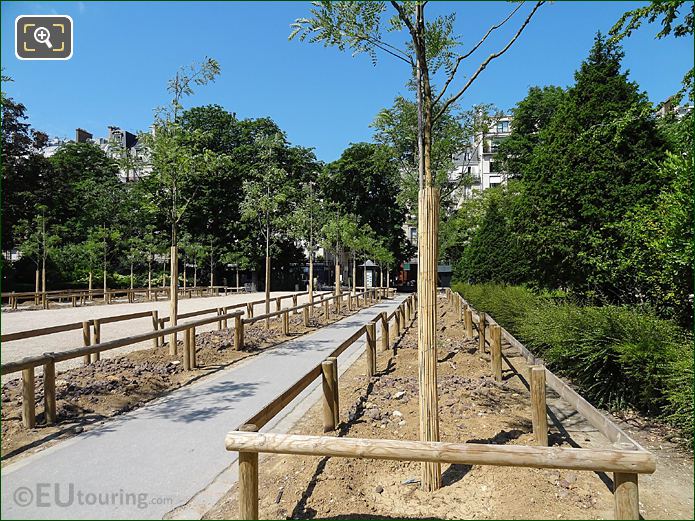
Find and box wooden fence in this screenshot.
[1,287,398,431]
[2,285,245,310]
[224,289,654,520]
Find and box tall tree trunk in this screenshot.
[148,261,152,300]
[103,269,107,302]
[265,229,271,329]
[130,263,134,290]
[380,267,384,288]
[236,267,240,291]
[352,252,357,295]
[183,262,187,290]
[35,268,40,305]
[364,261,368,290]
[89,271,93,301]
[194,262,197,288]
[308,249,314,305]
[415,5,441,491]
[41,259,47,308]
[387,268,390,289]
[169,244,178,355]
[334,251,340,296]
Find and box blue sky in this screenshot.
[2,1,692,162]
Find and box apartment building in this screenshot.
[41,126,151,182]
[450,114,512,205]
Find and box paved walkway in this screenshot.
[1,296,405,519]
[1,291,315,382]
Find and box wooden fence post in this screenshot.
[152,310,160,348]
[43,353,57,425]
[479,313,486,353]
[246,302,254,319]
[91,319,101,363]
[530,366,548,446]
[223,308,229,330]
[326,356,340,426]
[282,310,289,336]
[22,367,36,428]
[491,324,502,382]
[380,312,389,351]
[276,297,282,313]
[366,322,377,377]
[183,327,192,371]
[235,315,244,351]
[238,424,259,520]
[614,473,640,520]
[394,307,401,337]
[322,359,337,432]
[217,307,224,330]
[292,294,298,314]
[464,307,473,340]
[302,306,310,327]
[324,299,330,320]
[82,321,91,365]
[189,327,197,369]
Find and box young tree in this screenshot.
[291,1,543,490]
[221,250,252,291]
[287,180,328,303]
[240,132,293,326]
[320,212,355,295]
[14,206,61,305]
[142,57,220,352]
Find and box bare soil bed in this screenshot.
[205,298,693,520]
[1,304,353,464]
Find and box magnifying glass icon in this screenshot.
[33,26,53,49]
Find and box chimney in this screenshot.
[75,128,92,143]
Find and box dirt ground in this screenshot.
[1,302,355,464]
[205,297,694,520]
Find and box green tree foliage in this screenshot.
[495,86,566,177]
[372,97,498,212]
[519,34,665,296]
[320,142,410,263]
[609,152,693,324]
[1,84,51,250]
[455,185,528,285]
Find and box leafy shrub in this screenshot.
[454,283,694,442]
[451,282,542,334]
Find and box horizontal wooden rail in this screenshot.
[225,431,656,474]
[243,290,367,325]
[2,310,154,342]
[0,310,245,376]
[1,321,84,342]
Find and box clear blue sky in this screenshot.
[2,1,692,162]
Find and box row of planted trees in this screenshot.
[3,60,408,319]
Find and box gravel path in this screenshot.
[1,291,315,382]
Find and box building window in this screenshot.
[496,121,510,133]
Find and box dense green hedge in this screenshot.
[452,282,693,442]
